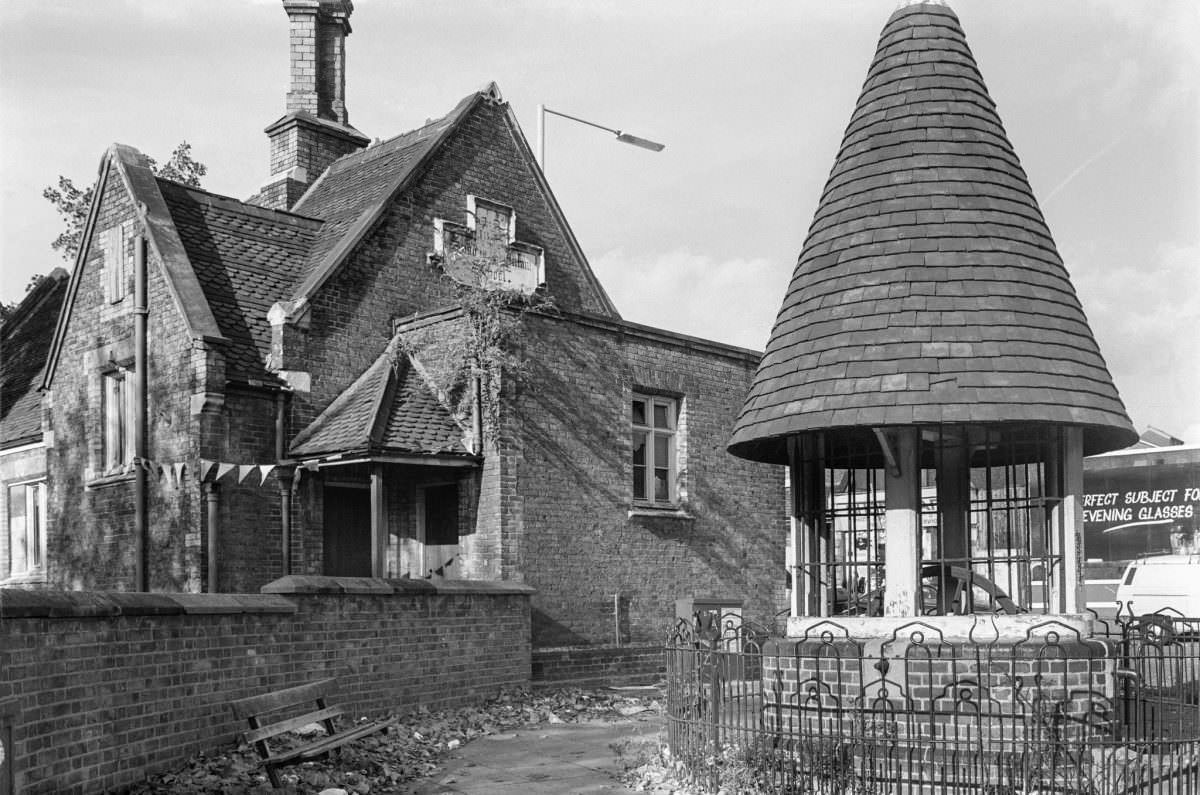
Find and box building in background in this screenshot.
[0,270,68,585]
[1082,432,1200,611]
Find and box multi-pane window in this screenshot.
[7,481,46,576]
[632,393,677,504]
[103,368,135,473]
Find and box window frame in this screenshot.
[102,366,135,474]
[631,392,679,507]
[6,479,47,579]
[104,222,128,304]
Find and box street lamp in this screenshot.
[536,104,665,171]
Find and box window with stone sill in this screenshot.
[632,393,680,507]
[7,480,46,578]
[102,367,136,475]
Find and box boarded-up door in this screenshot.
[421,483,459,578]
[323,485,371,576]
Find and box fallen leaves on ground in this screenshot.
[123,688,663,794]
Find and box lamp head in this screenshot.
[616,132,665,152]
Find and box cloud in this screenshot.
[591,248,792,352]
[1072,242,1200,439]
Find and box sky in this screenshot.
[1,0,1197,443]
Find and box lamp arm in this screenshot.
[542,106,620,136]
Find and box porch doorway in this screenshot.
[418,482,459,578]
[323,485,371,576]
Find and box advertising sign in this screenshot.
[1083,464,1200,563]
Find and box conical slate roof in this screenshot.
[728,2,1136,465]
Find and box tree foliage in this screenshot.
[42,141,207,262]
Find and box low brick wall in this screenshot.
[0,576,533,794]
[531,644,665,688]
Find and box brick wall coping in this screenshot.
[0,589,297,619]
[533,643,662,654]
[784,613,1094,643]
[260,575,537,596]
[394,304,763,365]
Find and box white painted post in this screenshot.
[370,463,385,577]
[1052,427,1085,613]
[883,427,921,617]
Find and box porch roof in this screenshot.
[289,342,474,462]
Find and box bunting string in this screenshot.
[123,457,289,488]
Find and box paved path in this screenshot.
[411,713,665,794]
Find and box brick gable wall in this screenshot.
[45,174,205,591]
[292,99,612,434]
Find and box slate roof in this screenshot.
[287,89,481,300]
[728,2,1137,465]
[158,180,323,382]
[1,270,68,446]
[288,343,470,460]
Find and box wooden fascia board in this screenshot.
[501,104,622,320]
[288,93,485,306]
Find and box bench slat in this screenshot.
[267,717,398,765]
[243,705,344,746]
[230,678,338,719]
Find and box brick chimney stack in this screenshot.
[251,0,369,211]
[287,0,350,124]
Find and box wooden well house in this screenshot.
[727,0,1137,641]
[666,6,1200,786]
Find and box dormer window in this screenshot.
[432,195,545,294]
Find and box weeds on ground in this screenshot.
[122,688,661,794]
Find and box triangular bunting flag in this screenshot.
[237,464,258,485]
[198,459,216,482]
[174,462,186,488]
[259,464,276,483]
[215,462,236,481]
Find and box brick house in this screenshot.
[0,270,69,585]
[17,0,785,655]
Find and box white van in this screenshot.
[1115,554,1200,617]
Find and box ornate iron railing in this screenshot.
[665,610,1200,793]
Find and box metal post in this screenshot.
[536,103,545,169]
[276,391,291,576]
[205,482,219,593]
[134,236,149,591]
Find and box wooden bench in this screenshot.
[229,678,398,788]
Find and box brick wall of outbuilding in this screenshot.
[401,308,788,649]
[509,312,788,646]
